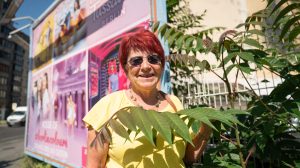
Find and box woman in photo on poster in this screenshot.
[42,73,51,120]
[66,93,77,136]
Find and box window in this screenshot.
[15,45,24,54]
[14,64,22,72]
[0,51,11,60]
[13,76,21,82]
[0,77,7,85]
[13,85,20,92]
[0,90,6,98]
[0,63,9,73]
[0,26,12,35]
[0,39,14,49]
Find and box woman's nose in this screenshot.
[140,57,151,70]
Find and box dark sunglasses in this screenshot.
[127,55,162,67]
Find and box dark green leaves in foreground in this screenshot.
[95,106,248,147]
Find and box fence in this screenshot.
[177,67,283,109]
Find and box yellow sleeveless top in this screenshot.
[83,90,186,168]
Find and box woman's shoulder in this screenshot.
[83,90,127,131]
[161,92,184,111]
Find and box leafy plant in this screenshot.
[151,0,300,167]
[92,106,248,148]
[93,0,300,167]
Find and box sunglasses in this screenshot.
[127,55,162,67]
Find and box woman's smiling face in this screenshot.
[126,50,163,91]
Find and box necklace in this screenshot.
[129,89,162,109]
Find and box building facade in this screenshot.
[0,0,29,118]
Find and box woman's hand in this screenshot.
[87,128,109,168]
[184,123,212,165]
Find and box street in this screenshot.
[0,125,25,168]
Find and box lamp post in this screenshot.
[8,16,35,38]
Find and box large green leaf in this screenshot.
[222,52,237,66]
[270,0,288,14]
[131,107,155,146]
[185,36,195,49]
[168,31,183,47]
[289,26,300,42]
[247,29,265,36]
[158,24,168,36]
[273,3,300,25]
[279,15,300,40]
[243,38,263,49]
[238,52,255,62]
[109,119,130,141]
[238,64,251,74]
[179,107,235,130]
[225,64,236,75]
[151,21,160,32]
[164,27,175,40]
[117,108,137,131]
[162,112,193,144]
[145,110,173,145]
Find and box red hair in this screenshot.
[118,30,165,72]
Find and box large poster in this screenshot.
[27,53,87,167]
[26,0,167,167]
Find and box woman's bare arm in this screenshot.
[184,124,212,165]
[87,128,109,168]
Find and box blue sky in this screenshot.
[15,0,54,35]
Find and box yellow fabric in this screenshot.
[83,90,186,168]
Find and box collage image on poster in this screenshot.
[88,21,150,109]
[32,0,87,70]
[27,52,87,166]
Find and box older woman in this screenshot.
[83,30,212,168]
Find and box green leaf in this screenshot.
[145,110,173,145]
[180,108,226,130]
[238,52,255,62]
[131,107,155,146]
[176,35,185,50]
[162,112,193,144]
[289,26,300,42]
[109,119,130,140]
[243,38,263,49]
[202,60,211,70]
[196,36,204,51]
[188,56,197,67]
[117,109,137,131]
[158,24,168,37]
[280,15,300,40]
[247,29,264,36]
[185,36,195,49]
[164,28,175,40]
[151,21,160,32]
[273,3,300,25]
[222,52,237,66]
[168,31,183,47]
[225,64,236,75]
[238,65,251,74]
[270,0,288,14]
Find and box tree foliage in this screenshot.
[95,0,300,167]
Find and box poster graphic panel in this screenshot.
[26,52,87,167]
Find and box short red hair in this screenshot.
[118,30,165,72]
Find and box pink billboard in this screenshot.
[26,0,168,167]
[27,52,87,167]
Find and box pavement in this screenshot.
[0,126,25,168]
